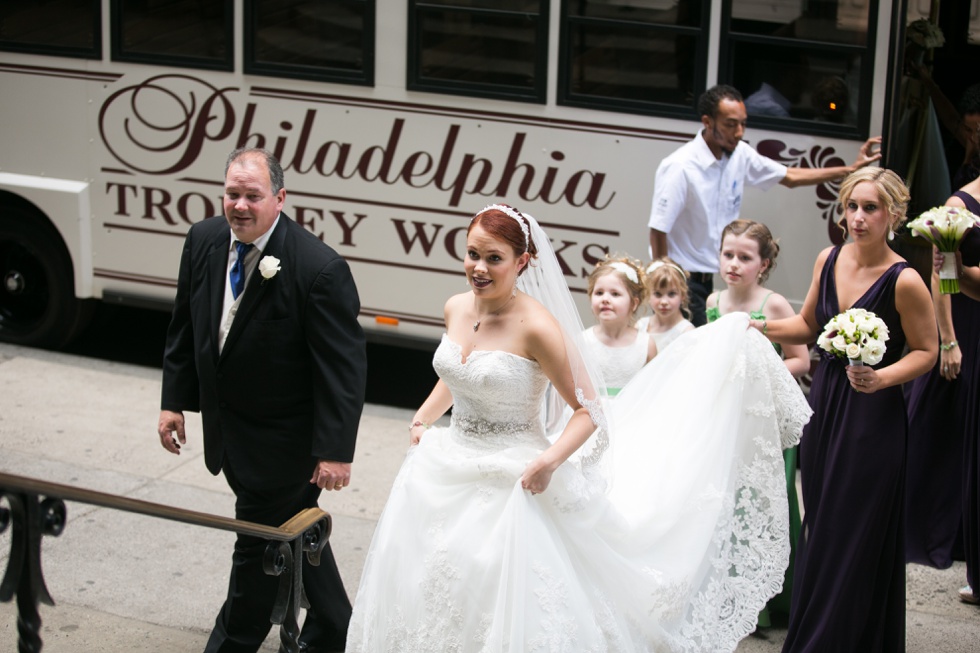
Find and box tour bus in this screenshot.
[0,0,975,350]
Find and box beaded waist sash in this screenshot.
[450,413,546,451]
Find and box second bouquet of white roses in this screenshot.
[817,308,889,366]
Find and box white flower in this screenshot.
[607,261,639,284]
[845,342,861,360]
[832,335,847,352]
[259,255,281,280]
[817,332,833,353]
[862,339,886,366]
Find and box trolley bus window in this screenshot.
[0,0,100,58]
[245,0,375,85]
[559,0,708,117]
[722,0,876,137]
[112,0,232,71]
[408,0,547,103]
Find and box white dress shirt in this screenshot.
[647,131,787,273]
[219,215,279,352]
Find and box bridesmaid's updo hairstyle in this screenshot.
[469,204,538,275]
[837,168,910,233]
[721,219,781,284]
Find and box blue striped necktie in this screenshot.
[230,242,253,300]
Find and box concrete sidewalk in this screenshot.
[1,343,977,651]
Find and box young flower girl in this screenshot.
[582,256,657,395]
[636,257,696,351]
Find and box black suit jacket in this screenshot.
[161,214,367,489]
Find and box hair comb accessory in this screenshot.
[477,204,530,252]
[608,261,639,284]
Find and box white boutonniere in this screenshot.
[258,255,281,281]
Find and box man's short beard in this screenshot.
[712,127,734,156]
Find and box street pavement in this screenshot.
[1,342,977,651]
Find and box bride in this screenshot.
[345,205,811,652]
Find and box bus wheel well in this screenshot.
[0,192,93,348]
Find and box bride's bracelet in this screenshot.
[409,420,431,431]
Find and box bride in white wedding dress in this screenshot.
[345,205,811,653]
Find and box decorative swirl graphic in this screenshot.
[99,74,238,175]
[757,140,848,245]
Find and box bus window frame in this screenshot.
[406,0,549,104]
[243,0,376,86]
[0,0,101,60]
[110,0,235,72]
[718,0,881,140]
[556,0,710,121]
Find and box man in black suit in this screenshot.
[157,147,367,653]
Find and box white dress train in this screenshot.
[346,313,811,653]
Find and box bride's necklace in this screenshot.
[473,294,516,332]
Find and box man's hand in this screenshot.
[852,136,883,171]
[158,410,186,454]
[311,460,352,491]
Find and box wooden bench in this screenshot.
[0,471,330,653]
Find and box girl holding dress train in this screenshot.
[705,218,808,629]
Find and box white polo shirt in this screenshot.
[647,131,787,274]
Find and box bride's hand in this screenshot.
[408,421,428,446]
[521,454,558,495]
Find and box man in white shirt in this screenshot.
[648,85,882,325]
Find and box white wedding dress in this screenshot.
[346,313,811,653]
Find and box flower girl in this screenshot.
[636,257,696,351]
[706,219,809,377]
[705,218,808,627]
[582,256,657,395]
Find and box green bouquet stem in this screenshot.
[939,251,959,294]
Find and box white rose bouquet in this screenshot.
[817,308,889,367]
[906,206,980,293]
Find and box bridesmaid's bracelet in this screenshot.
[940,341,957,351]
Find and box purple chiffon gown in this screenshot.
[782,246,909,653]
[959,224,980,601]
[905,194,980,569]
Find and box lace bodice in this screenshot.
[434,335,551,451]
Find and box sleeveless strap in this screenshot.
[952,190,980,216]
[756,291,775,314]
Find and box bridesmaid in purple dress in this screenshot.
[752,168,937,652]
[939,180,980,603]
[906,183,980,576]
